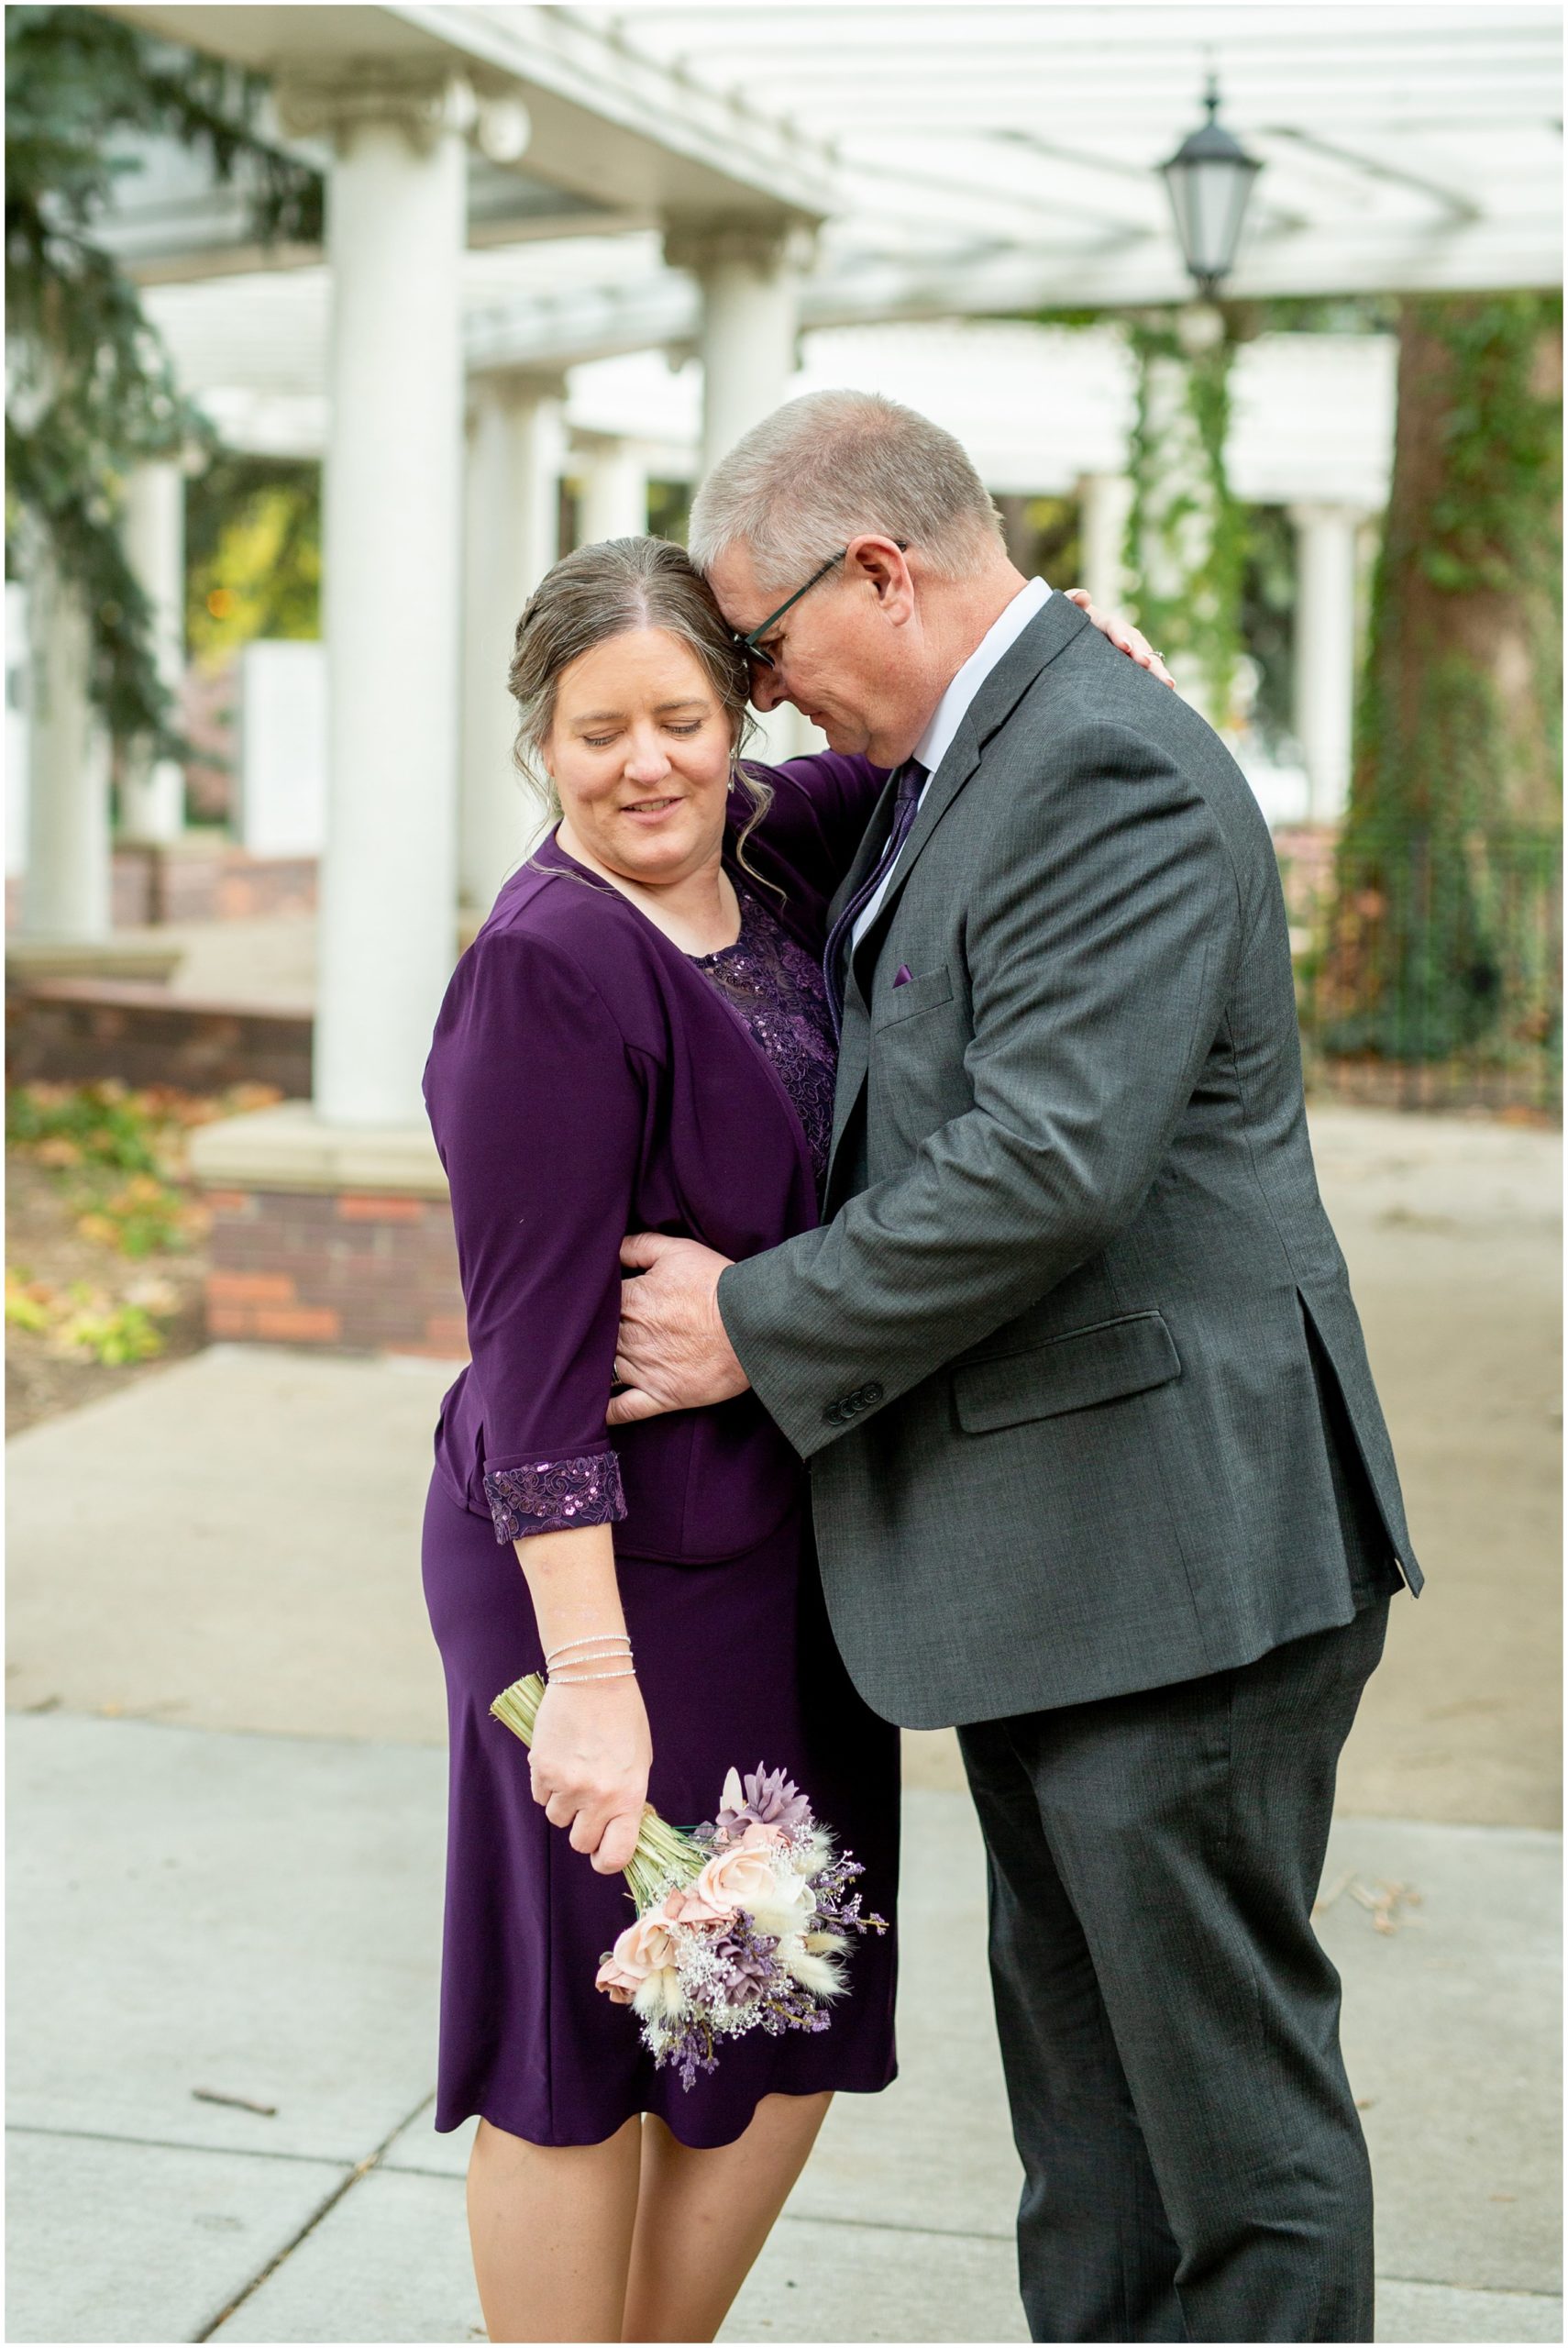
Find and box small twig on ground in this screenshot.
[192,2088,278,2116]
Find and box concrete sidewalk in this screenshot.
[6,1103,1562,2342]
[6,1714,1560,2344]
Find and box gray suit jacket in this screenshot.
[717,595,1421,1730]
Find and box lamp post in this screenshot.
[1160,75,1261,302]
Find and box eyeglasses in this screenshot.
[737,549,846,674]
[737,542,909,674]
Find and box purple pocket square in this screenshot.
[893,964,913,987]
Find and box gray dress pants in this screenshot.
[958,1333,1398,2342]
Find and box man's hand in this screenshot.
[609,1233,749,1424]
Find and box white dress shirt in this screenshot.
[852,574,1052,947]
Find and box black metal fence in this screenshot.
[1277,826,1562,1119]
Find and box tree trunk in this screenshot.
[1322,294,1562,1078]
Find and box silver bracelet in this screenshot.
[548,1665,637,1684]
[545,1634,631,1667]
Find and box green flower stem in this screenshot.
[491,1672,706,1905]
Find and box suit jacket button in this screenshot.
[862,1381,884,1405]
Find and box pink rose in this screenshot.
[594,1952,640,2005]
[594,1906,680,2005]
[665,1827,803,1933]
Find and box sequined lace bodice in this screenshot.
[479,879,838,1545]
[690,885,838,1197]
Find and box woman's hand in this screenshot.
[528,1674,652,1876]
[1067,588,1176,688]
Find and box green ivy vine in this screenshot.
[1122,312,1249,723]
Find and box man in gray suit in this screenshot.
[610,391,1419,2342]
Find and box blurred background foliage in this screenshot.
[4,4,320,747]
[184,455,322,663]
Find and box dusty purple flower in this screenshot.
[710,1922,781,2000]
[716,1764,813,1841]
[667,2017,719,2091]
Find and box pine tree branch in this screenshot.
[6,5,323,752]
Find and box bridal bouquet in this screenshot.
[491,1672,887,2088]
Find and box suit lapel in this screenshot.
[845,728,980,1010]
[828,728,980,1166]
[846,594,1094,1000]
[824,766,901,931]
[826,593,1095,1190]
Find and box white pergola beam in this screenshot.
[808,216,1561,315]
[465,273,697,372]
[100,4,838,228]
[614,5,1557,68]
[146,198,1558,426]
[392,5,837,224]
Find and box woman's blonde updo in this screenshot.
[507,535,774,865]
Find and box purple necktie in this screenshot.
[823,759,926,1039]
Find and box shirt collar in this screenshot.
[912,575,1052,778]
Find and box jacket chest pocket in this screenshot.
[872,962,954,1029]
[866,963,970,1169]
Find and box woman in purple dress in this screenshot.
[421,536,1157,2342]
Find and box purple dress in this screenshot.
[420,753,900,2149]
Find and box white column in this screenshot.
[666,225,812,478]
[460,371,563,914]
[6,580,30,880]
[21,556,111,941]
[1289,503,1364,826]
[119,459,186,845]
[577,435,648,544]
[1077,472,1134,611]
[281,73,469,1126]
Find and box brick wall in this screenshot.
[205,1186,466,1357]
[119,845,319,927]
[6,984,313,1097]
[6,845,318,934]
[1271,825,1338,935]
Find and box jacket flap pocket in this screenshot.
[955,1312,1180,1434]
[874,965,954,1028]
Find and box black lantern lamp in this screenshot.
[1160,74,1262,301]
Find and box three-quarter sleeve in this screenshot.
[425,923,650,1543]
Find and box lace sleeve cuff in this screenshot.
[483,1451,627,1544]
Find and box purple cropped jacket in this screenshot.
[423,750,887,1562]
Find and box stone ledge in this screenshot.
[187,1102,448,1200]
[6,936,185,986]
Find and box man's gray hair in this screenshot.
[688,389,1004,593]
